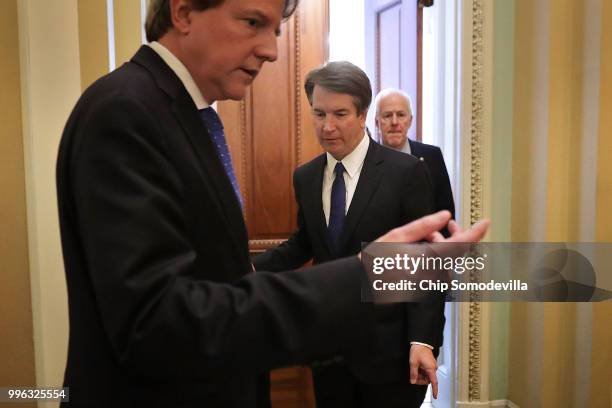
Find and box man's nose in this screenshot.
[323,116,336,131]
[391,114,399,125]
[255,31,279,62]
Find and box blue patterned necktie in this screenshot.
[199,107,243,208]
[328,162,346,252]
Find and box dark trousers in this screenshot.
[311,361,428,408]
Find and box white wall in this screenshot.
[329,0,366,70]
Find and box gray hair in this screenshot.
[304,61,372,114]
[145,0,300,42]
[374,88,413,117]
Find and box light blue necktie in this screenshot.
[199,107,243,208]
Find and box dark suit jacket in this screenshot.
[408,139,455,220]
[253,140,446,384]
[56,45,378,408]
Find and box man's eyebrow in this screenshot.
[243,8,282,35]
[244,9,269,20]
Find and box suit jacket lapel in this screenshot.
[337,140,383,254]
[408,139,422,159]
[131,46,248,251]
[305,155,334,258]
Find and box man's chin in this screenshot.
[225,88,249,101]
[384,138,404,149]
[214,84,250,102]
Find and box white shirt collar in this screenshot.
[325,133,370,179]
[399,139,412,154]
[147,41,209,110]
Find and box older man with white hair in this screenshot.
[375,88,455,230]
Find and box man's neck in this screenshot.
[394,139,411,154]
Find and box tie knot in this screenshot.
[334,162,346,176]
[199,107,224,132]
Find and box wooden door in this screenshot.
[365,0,421,140]
[217,1,329,406]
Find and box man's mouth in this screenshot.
[240,68,259,79]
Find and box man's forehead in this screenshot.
[313,98,358,113]
[237,0,284,19]
[380,106,409,113]
[380,95,408,107]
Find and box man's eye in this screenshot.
[245,18,259,27]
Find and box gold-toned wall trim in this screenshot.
[375,14,381,93]
[249,239,288,252]
[468,0,484,401]
[240,98,248,221]
[294,8,303,165]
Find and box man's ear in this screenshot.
[169,0,194,34]
[359,111,367,129]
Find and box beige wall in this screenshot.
[18,0,82,397]
[508,0,612,406]
[0,1,36,407]
[113,0,144,68]
[10,1,144,404]
[77,0,109,90]
[591,0,612,406]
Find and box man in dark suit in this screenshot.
[254,62,445,407]
[56,1,488,406]
[375,88,455,222]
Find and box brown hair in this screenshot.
[304,61,372,114]
[145,0,300,42]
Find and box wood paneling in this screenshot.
[218,1,329,407]
[218,0,327,242]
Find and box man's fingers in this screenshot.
[409,361,419,384]
[428,231,445,242]
[422,367,438,399]
[378,211,452,243]
[447,219,490,243]
[431,377,439,399]
[448,220,461,235]
[415,372,429,384]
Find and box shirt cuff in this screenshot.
[410,341,434,350]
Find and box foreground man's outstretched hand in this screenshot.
[370,210,490,399]
[375,210,490,245]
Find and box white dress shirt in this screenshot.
[147,41,209,109]
[323,134,434,351]
[322,133,369,225]
[399,139,412,154]
[149,43,433,350]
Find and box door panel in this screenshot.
[366,0,419,141]
[218,1,329,407]
[379,4,402,89]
